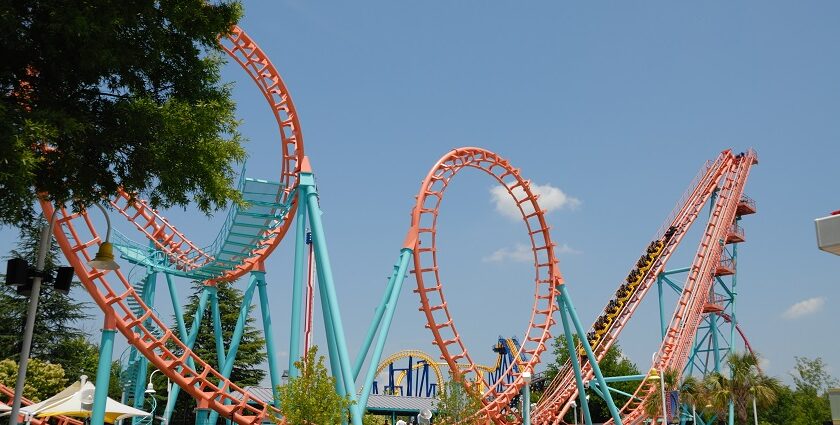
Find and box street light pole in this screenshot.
[570,401,578,425]
[522,371,532,425]
[147,369,170,425]
[9,208,58,425]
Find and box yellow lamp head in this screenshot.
[88,241,120,270]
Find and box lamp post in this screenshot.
[750,388,758,425]
[522,371,532,425]
[649,352,667,424]
[570,400,578,425]
[147,369,170,425]
[8,208,60,425]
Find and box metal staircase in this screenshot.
[111,175,289,281]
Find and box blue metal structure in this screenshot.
[655,195,756,425]
[110,171,293,425]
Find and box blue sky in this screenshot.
[2,1,839,388]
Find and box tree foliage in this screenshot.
[689,352,780,424]
[276,347,353,425]
[758,356,835,425]
[643,367,681,421]
[0,0,246,228]
[0,220,90,361]
[0,358,65,402]
[434,377,485,425]
[546,334,640,423]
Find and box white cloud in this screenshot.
[483,243,580,263]
[483,244,532,263]
[555,243,582,255]
[490,183,580,220]
[782,297,826,319]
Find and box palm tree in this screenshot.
[702,352,780,424]
[643,367,680,422]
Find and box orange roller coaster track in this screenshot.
[409,147,563,421]
[532,149,757,425]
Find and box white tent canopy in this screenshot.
[0,401,10,413]
[20,376,149,423]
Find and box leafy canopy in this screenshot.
[0,358,65,402]
[277,346,353,425]
[434,377,486,425]
[546,334,640,423]
[0,0,246,228]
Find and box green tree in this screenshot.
[0,220,90,360]
[643,367,680,421]
[756,356,836,425]
[276,346,353,425]
[48,336,102,385]
[434,377,485,425]
[699,352,780,425]
[769,356,835,425]
[0,358,65,402]
[547,335,640,423]
[170,281,266,425]
[791,356,837,395]
[0,0,246,228]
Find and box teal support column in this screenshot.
[710,314,722,373]
[657,275,667,341]
[601,375,648,383]
[289,196,308,378]
[91,314,117,425]
[314,245,347,399]
[589,381,639,400]
[729,242,738,352]
[167,273,190,341]
[210,286,227,369]
[558,285,624,425]
[356,248,413,411]
[302,174,362,425]
[194,407,211,425]
[257,271,283,407]
[133,271,158,409]
[588,382,606,400]
[164,287,211,424]
[207,275,259,425]
[558,294,593,425]
[353,255,404,380]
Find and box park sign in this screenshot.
[829,388,840,425]
[816,211,840,255]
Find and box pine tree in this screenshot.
[0,219,90,358]
[0,219,99,385]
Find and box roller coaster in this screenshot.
[30,21,761,425]
[371,337,525,398]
